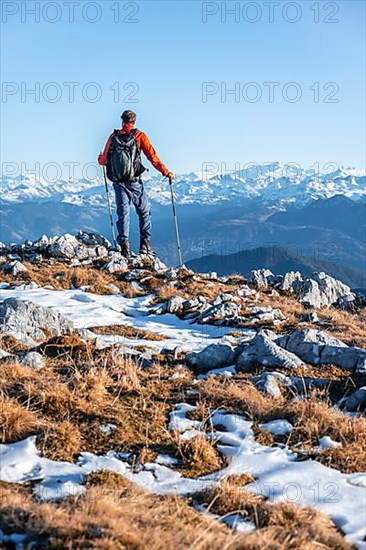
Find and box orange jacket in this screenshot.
[98,122,169,177]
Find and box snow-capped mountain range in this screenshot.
[1,163,365,207]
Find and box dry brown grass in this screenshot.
[1,262,114,293]
[176,434,224,477]
[0,478,247,550]
[0,350,196,466]
[187,401,212,423]
[0,261,148,297]
[0,394,41,441]
[38,333,96,360]
[0,333,29,352]
[199,377,285,421]
[39,420,83,461]
[197,477,351,549]
[198,378,366,472]
[264,291,306,328]
[90,324,166,341]
[183,278,238,302]
[153,283,185,302]
[0,472,351,550]
[141,273,168,291]
[116,279,148,298]
[0,346,360,548]
[285,394,366,472]
[133,446,158,466]
[317,306,366,348]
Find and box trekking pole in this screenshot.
[168,176,183,268]
[102,164,118,250]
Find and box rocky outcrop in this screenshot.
[150,289,285,328]
[104,252,128,274]
[250,268,357,310]
[246,306,286,325]
[181,296,207,318]
[272,271,356,309]
[152,296,186,315]
[0,298,74,341]
[152,293,245,327]
[195,301,241,326]
[49,234,109,261]
[251,371,292,398]
[295,272,355,309]
[0,232,170,275]
[20,351,45,370]
[76,231,111,248]
[251,371,334,398]
[339,387,366,412]
[1,231,110,265]
[277,271,303,291]
[277,329,366,372]
[236,284,257,298]
[237,330,305,372]
[186,344,236,375]
[250,269,276,288]
[1,260,28,276]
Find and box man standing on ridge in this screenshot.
[98,110,174,257]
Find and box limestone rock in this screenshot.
[1,260,28,276]
[0,348,11,360]
[277,329,366,372]
[278,271,303,291]
[31,234,51,251]
[250,269,276,289]
[0,298,74,341]
[297,272,355,309]
[186,344,236,375]
[246,305,286,324]
[153,296,186,315]
[26,253,43,264]
[48,234,108,261]
[48,234,81,259]
[76,230,111,249]
[20,351,45,370]
[237,285,257,298]
[195,301,241,326]
[104,252,128,274]
[336,294,357,310]
[151,257,168,272]
[251,371,292,398]
[339,387,366,412]
[182,296,207,314]
[237,330,305,372]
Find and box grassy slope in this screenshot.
[0,263,365,548]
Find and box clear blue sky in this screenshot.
[1,0,365,180]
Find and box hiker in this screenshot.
[98,110,174,257]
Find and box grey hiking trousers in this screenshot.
[113,181,152,246]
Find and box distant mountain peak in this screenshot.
[1,164,365,207]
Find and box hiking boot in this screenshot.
[120,241,131,258]
[139,239,154,256]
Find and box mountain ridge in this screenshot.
[186,245,366,289]
[2,163,365,207]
